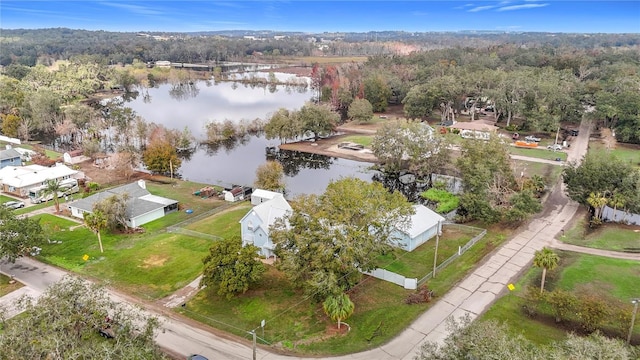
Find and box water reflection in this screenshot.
[267,148,335,177]
[372,171,430,204]
[124,80,312,135]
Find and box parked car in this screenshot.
[547,144,563,150]
[3,201,25,209]
[525,135,541,142]
[187,355,208,360]
[570,129,579,136]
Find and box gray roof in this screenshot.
[71,182,177,220]
[0,148,21,161]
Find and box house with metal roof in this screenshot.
[0,163,81,197]
[69,180,178,228]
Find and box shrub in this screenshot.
[547,289,577,323]
[405,285,434,304]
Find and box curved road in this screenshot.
[1,119,637,360]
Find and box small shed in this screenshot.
[224,186,245,202]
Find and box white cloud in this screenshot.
[468,5,496,12]
[99,2,164,16]
[497,3,549,11]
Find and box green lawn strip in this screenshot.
[0,274,24,297]
[374,225,481,278]
[339,135,374,147]
[554,251,640,300]
[562,219,640,251]
[180,225,511,356]
[509,147,568,161]
[185,203,252,239]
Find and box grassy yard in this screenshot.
[340,135,374,147]
[509,146,568,161]
[33,179,234,300]
[374,225,483,278]
[482,251,640,345]
[180,224,511,356]
[511,160,564,185]
[185,202,252,238]
[562,216,640,251]
[589,141,640,168]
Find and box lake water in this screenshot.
[124,80,378,197]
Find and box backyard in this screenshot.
[562,214,640,251]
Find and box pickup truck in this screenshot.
[547,144,563,150]
[525,135,541,142]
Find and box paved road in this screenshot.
[1,119,635,360]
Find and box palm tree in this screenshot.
[84,210,107,253]
[608,192,625,222]
[322,292,355,330]
[587,192,607,220]
[42,179,63,213]
[533,247,559,294]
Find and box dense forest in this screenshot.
[1,28,639,66]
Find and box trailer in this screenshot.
[28,178,80,204]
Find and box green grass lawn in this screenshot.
[185,202,252,238]
[562,217,640,251]
[509,146,568,161]
[481,251,640,344]
[511,160,564,185]
[340,135,374,147]
[589,141,640,168]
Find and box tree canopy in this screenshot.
[270,177,414,300]
[0,207,46,263]
[200,236,265,299]
[254,161,286,192]
[0,276,167,359]
[417,316,638,360]
[142,139,181,176]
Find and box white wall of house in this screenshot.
[393,224,440,252]
[240,210,275,257]
[129,208,165,228]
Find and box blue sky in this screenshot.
[1,1,639,33]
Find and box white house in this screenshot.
[69,180,178,228]
[392,204,446,252]
[250,189,282,205]
[224,186,245,202]
[0,163,82,198]
[239,194,291,258]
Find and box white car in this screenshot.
[3,201,25,209]
[525,135,541,142]
[547,144,563,151]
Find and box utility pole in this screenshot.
[252,330,257,360]
[433,220,441,278]
[628,298,639,344]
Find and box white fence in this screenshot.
[362,268,417,290]
[601,205,640,226]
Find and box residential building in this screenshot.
[0,163,81,197]
[69,180,178,228]
[239,194,291,258]
[392,204,446,252]
[0,148,22,169]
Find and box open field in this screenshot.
[589,141,640,168]
[482,251,640,345]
